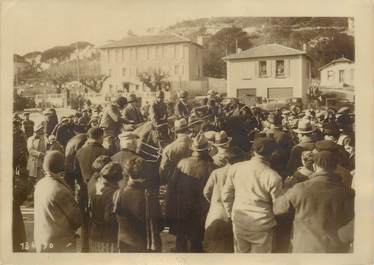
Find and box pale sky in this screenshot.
[2,0,356,55]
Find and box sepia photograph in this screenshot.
[1,0,374,264]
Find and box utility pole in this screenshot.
[235,39,238,54]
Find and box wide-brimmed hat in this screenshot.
[204,131,216,143]
[174,118,189,133]
[214,131,232,147]
[191,134,209,152]
[293,119,316,134]
[127,93,137,103]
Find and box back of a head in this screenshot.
[313,150,339,172]
[43,150,65,174]
[88,127,104,140]
[125,157,146,180]
[252,137,276,157]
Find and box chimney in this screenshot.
[302,43,307,52]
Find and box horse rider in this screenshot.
[123,94,144,130]
[175,90,191,120]
[149,90,168,126]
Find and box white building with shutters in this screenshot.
[319,57,354,89]
[223,43,312,105]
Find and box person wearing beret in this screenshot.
[89,162,122,252]
[123,94,144,127]
[222,137,283,253]
[273,151,354,253]
[22,112,34,138]
[160,119,193,237]
[203,146,245,253]
[174,90,191,120]
[112,132,142,188]
[287,119,316,176]
[34,151,82,252]
[27,122,48,183]
[170,134,216,252]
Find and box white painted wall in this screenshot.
[226,55,310,100]
[320,62,354,88]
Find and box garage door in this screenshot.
[267,87,293,99]
[237,88,256,106]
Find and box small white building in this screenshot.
[223,43,312,105]
[319,57,354,89]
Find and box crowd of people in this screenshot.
[12,88,355,253]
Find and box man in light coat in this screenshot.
[273,151,354,252]
[27,123,48,183]
[222,137,283,253]
[34,151,82,252]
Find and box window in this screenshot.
[174,65,180,75]
[259,61,267,77]
[122,68,126,76]
[108,68,112,76]
[197,64,200,79]
[147,47,150,60]
[327,70,334,80]
[339,70,345,83]
[107,50,110,62]
[122,49,124,60]
[163,46,167,57]
[276,60,285,77]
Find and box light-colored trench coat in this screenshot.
[27,134,48,179]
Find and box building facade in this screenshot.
[319,57,354,89]
[99,34,204,97]
[224,44,312,105]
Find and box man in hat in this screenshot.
[211,130,236,168]
[170,134,216,252]
[13,119,28,174]
[287,119,316,176]
[22,112,34,138]
[112,132,141,188]
[161,119,193,239]
[88,115,100,129]
[188,112,204,138]
[222,137,282,253]
[27,122,48,183]
[273,150,354,253]
[100,96,128,152]
[43,110,56,137]
[123,94,144,127]
[74,127,109,252]
[149,90,168,126]
[174,90,191,120]
[55,115,76,149]
[34,151,82,252]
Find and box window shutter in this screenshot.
[267,60,273,77]
[255,61,259,77]
[285,59,290,77]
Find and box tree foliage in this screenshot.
[137,68,169,91]
[204,26,252,78]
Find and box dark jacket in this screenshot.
[64,134,88,190]
[89,181,119,243]
[112,149,142,187]
[75,141,109,183]
[115,180,147,251]
[174,100,191,119]
[56,123,76,149]
[169,153,216,239]
[287,136,315,176]
[149,101,168,124]
[123,104,144,125]
[273,171,354,253]
[22,119,34,138]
